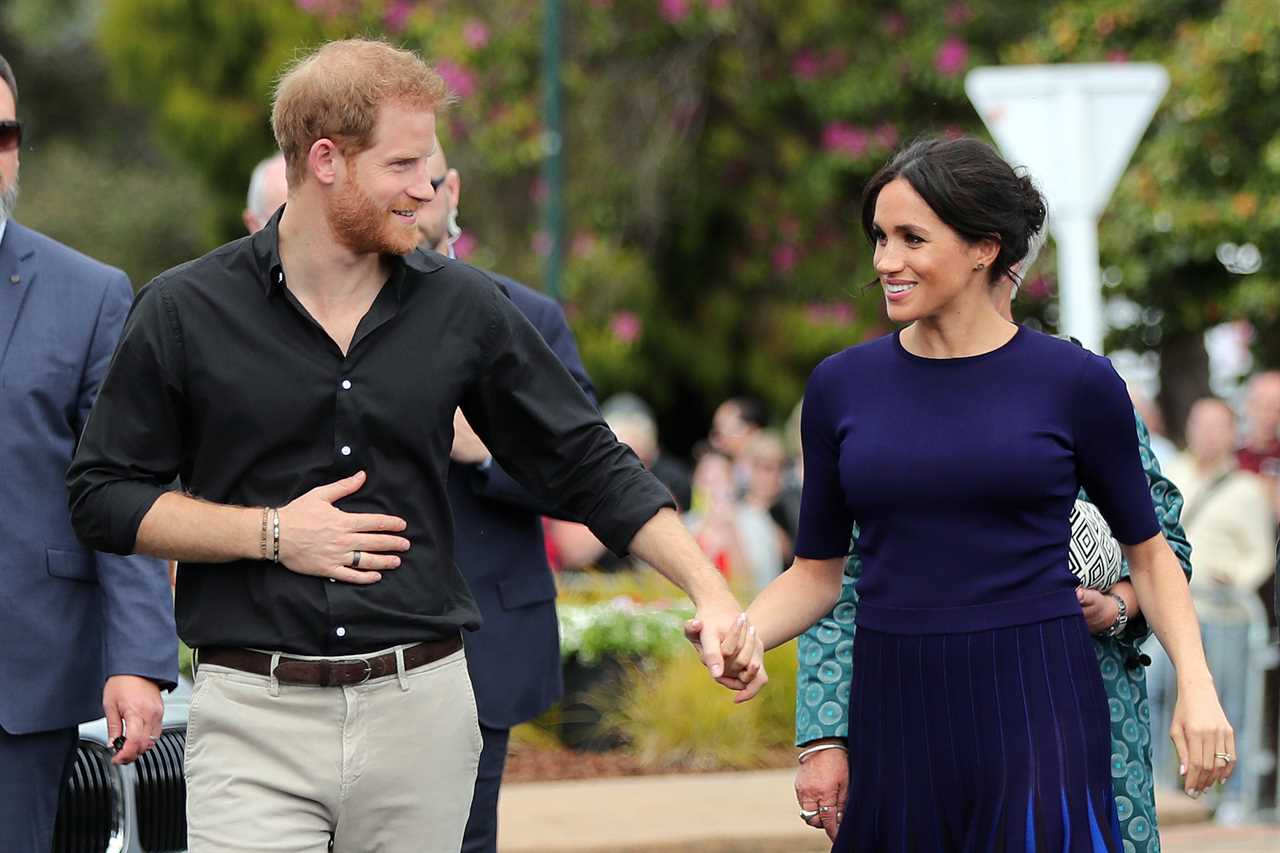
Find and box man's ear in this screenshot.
[307,138,342,187]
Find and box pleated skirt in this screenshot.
[834,614,1123,853]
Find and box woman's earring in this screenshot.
[974,262,986,271]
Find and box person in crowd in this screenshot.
[791,224,1194,851]
[416,135,596,853]
[601,392,693,510]
[714,137,1231,851]
[682,449,749,579]
[1161,397,1274,819]
[0,52,177,853]
[1129,387,1178,471]
[709,396,768,491]
[67,39,759,853]
[243,151,288,234]
[741,430,791,580]
[1238,370,1280,490]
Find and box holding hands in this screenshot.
[683,606,768,702]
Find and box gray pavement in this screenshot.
[498,769,1278,852]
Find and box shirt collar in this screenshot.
[0,217,8,249]
[250,204,444,298]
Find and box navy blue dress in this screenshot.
[795,327,1160,853]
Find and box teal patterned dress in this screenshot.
[796,414,1192,853]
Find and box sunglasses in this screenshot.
[429,174,447,192]
[0,120,20,152]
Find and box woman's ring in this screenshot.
[1215,752,1235,763]
[799,808,820,821]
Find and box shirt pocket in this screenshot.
[497,572,556,611]
[46,547,98,583]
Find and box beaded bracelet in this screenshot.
[797,742,847,764]
[271,508,281,563]
[260,507,271,561]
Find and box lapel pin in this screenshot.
[8,274,18,284]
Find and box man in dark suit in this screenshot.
[419,138,595,853]
[0,53,177,852]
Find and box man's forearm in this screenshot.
[627,508,732,605]
[134,492,262,563]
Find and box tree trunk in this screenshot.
[1157,330,1212,447]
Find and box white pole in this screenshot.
[1053,214,1104,353]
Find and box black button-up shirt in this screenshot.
[68,211,672,655]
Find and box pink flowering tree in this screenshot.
[99,0,1052,447]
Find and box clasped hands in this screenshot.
[683,608,768,703]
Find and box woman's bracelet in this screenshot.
[797,742,847,764]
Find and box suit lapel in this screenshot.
[0,222,39,377]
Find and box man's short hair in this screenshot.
[0,53,17,105]
[271,39,451,187]
[246,153,283,219]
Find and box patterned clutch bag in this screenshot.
[1068,499,1123,590]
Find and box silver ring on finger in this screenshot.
[350,549,362,568]
[799,807,820,821]
[1215,752,1234,763]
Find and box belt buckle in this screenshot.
[353,657,372,685]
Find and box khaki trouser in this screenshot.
[185,645,481,853]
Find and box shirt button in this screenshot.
[335,626,347,638]
[341,380,352,390]
[340,445,352,456]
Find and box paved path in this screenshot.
[498,770,1257,853]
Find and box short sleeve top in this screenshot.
[794,326,1160,634]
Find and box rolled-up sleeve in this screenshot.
[460,283,672,555]
[67,279,186,555]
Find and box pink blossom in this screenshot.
[945,3,972,27]
[453,232,477,260]
[529,178,549,204]
[1023,276,1053,299]
[823,122,869,158]
[873,123,899,149]
[881,13,908,37]
[532,230,552,257]
[934,38,969,76]
[295,0,323,10]
[773,245,799,276]
[792,51,822,81]
[571,232,597,258]
[383,0,413,32]
[463,19,491,50]
[610,311,643,344]
[436,60,476,101]
[659,0,690,23]
[1107,50,1130,63]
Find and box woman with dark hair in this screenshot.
[738,138,1233,851]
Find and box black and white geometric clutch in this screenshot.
[1068,499,1123,591]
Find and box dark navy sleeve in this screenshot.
[1071,354,1161,545]
[794,358,855,559]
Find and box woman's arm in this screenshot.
[746,556,846,650]
[1124,533,1235,798]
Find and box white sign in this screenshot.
[965,64,1169,351]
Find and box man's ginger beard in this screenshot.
[325,158,419,256]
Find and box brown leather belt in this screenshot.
[198,634,462,687]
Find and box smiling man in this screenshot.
[67,39,758,853]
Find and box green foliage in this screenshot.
[557,599,693,665]
[94,0,1058,447]
[608,642,798,770]
[16,140,210,287]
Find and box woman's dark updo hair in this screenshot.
[860,137,1047,285]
